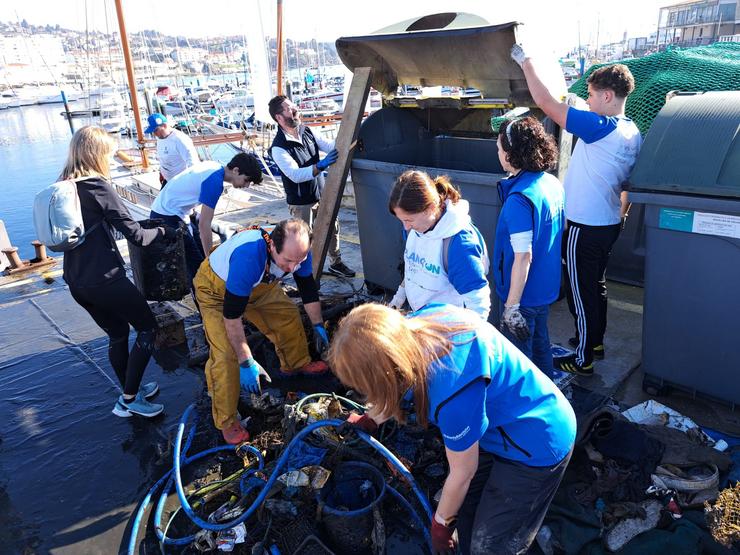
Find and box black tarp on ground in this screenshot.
[0,288,204,554]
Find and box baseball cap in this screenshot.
[145,113,167,134]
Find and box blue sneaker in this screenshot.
[139,381,159,399]
[112,392,164,418]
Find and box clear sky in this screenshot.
[2,0,668,55]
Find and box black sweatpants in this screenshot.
[69,278,158,396]
[563,221,621,367]
[456,449,572,555]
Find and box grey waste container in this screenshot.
[351,108,507,310]
[628,91,740,406]
[337,14,568,323]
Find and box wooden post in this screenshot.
[114,0,149,169]
[311,67,372,278]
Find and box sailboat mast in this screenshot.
[277,0,284,95]
[114,0,149,168]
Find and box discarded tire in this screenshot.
[129,219,189,301]
[319,461,386,554]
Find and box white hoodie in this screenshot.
[394,199,490,318]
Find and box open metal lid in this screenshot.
[336,13,564,107]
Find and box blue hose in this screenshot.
[386,485,433,549]
[128,404,432,553]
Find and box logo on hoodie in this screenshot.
[406,250,440,275]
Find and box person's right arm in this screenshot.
[91,178,163,246]
[519,58,569,128]
[223,313,252,363]
[435,379,488,536]
[221,243,265,362]
[197,169,224,253]
[503,196,535,307]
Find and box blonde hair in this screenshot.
[328,303,473,427]
[59,126,117,180]
[388,170,461,216]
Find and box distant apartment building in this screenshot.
[0,34,66,66]
[657,0,739,46]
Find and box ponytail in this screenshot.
[389,170,462,215]
[433,175,461,205]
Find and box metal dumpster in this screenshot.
[628,91,740,406]
[337,13,567,322]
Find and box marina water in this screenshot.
[0,103,117,260]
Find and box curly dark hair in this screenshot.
[499,117,558,172]
[587,64,635,98]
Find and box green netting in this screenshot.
[491,43,740,135]
[568,42,740,135]
[490,114,508,133]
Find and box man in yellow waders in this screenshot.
[194,218,329,444]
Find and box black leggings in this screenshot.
[69,278,157,396]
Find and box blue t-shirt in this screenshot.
[447,227,489,295]
[209,229,312,298]
[419,304,576,466]
[150,160,225,220]
[563,107,642,225]
[436,379,488,451]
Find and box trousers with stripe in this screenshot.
[563,221,621,366]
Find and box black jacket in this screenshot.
[269,126,324,205]
[63,176,163,287]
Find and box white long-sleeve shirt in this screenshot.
[271,126,334,184]
[157,128,199,181]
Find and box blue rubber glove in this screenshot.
[239,357,271,394]
[316,149,339,171]
[312,323,329,354]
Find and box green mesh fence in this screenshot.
[568,42,740,135]
[491,42,740,135]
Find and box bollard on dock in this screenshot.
[31,240,48,262]
[2,247,23,270]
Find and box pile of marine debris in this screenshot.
[538,395,740,554]
[138,386,446,555]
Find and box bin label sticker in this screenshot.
[692,211,740,240]
[659,208,740,240]
[658,208,694,232]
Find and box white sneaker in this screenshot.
[112,392,164,418]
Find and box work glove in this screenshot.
[339,412,379,436]
[501,303,530,341]
[510,43,529,67]
[388,285,407,310]
[312,323,329,355]
[239,357,271,395]
[315,149,339,171]
[431,514,457,554]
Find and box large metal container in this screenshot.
[337,14,568,322]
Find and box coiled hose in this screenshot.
[127,402,433,554]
